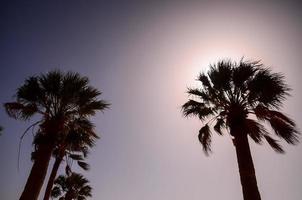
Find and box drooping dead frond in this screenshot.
[213,118,225,135]
[268,116,299,144]
[244,119,267,144]
[263,135,284,153]
[198,124,212,155]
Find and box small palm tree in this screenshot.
[5,71,109,200]
[43,117,97,200]
[182,59,299,200]
[51,173,92,200]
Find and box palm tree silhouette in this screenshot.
[182,59,299,200]
[43,117,97,200]
[4,71,109,200]
[51,173,92,200]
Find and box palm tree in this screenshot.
[43,117,97,200]
[51,173,92,200]
[4,71,109,200]
[182,59,299,200]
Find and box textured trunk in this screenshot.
[43,154,64,200]
[19,143,54,200]
[233,132,261,200]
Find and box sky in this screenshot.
[0,0,302,199]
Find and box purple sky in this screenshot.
[1,0,302,199]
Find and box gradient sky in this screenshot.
[1,0,302,199]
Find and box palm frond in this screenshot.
[247,68,290,108]
[68,154,84,161]
[77,161,90,171]
[208,60,233,91]
[197,73,212,88]
[244,119,268,144]
[254,104,269,120]
[232,61,257,89]
[51,186,62,198]
[4,102,38,120]
[268,116,299,144]
[263,135,284,153]
[269,110,296,126]
[79,185,92,197]
[39,70,63,97]
[16,76,44,104]
[213,118,224,135]
[65,165,72,176]
[79,100,110,116]
[198,124,212,155]
[182,100,214,120]
[187,88,211,103]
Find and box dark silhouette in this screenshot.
[182,59,299,200]
[43,117,97,200]
[51,173,92,200]
[4,71,109,200]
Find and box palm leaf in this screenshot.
[268,116,299,144]
[244,119,267,144]
[232,60,257,89]
[197,73,211,88]
[208,60,233,91]
[69,154,84,161]
[65,165,72,176]
[4,102,38,120]
[248,69,290,108]
[51,186,62,198]
[263,135,284,153]
[198,124,212,155]
[213,118,224,135]
[77,161,90,171]
[182,100,213,120]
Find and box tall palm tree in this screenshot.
[182,59,299,200]
[43,117,97,200]
[51,173,92,200]
[4,71,109,200]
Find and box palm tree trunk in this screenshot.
[19,143,54,200]
[233,133,261,200]
[43,154,64,200]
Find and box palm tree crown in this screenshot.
[41,116,97,200]
[51,117,97,172]
[5,70,109,139]
[51,173,92,200]
[4,70,109,200]
[182,59,299,154]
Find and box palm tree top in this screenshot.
[5,70,109,120]
[51,173,92,200]
[182,59,299,154]
[4,70,109,142]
